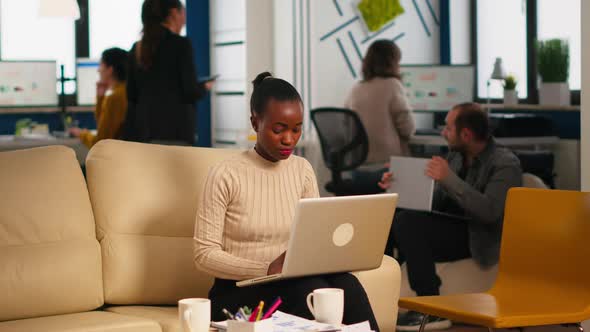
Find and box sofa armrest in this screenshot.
[353,255,400,332]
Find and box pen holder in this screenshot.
[227,318,273,332]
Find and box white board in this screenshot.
[400,65,474,111]
[76,58,100,105]
[0,61,58,106]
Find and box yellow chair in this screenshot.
[399,188,590,332]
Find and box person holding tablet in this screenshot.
[379,103,522,331]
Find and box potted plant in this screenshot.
[536,38,570,106]
[502,75,518,105]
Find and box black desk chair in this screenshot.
[310,108,382,196]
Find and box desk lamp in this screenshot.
[486,57,506,109]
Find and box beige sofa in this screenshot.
[0,140,401,332]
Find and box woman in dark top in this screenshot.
[123,0,212,145]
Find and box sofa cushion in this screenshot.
[106,306,179,332]
[353,256,401,332]
[86,140,238,304]
[0,311,161,332]
[0,146,103,321]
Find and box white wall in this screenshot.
[450,0,471,64]
[246,0,274,98]
[582,0,590,191]
[310,0,441,109]
[210,0,274,146]
[273,0,295,83]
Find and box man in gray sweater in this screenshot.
[380,102,522,331]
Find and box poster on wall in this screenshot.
[0,61,58,106]
[400,65,475,111]
[355,0,405,33]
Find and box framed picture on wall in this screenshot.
[353,0,405,35]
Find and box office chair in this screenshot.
[399,188,590,332]
[310,108,381,196]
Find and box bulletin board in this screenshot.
[0,61,58,106]
[400,65,474,111]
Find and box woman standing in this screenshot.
[123,0,212,145]
[345,39,415,165]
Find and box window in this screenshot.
[476,0,528,99]
[537,0,580,90]
[0,0,76,93]
[89,0,186,59]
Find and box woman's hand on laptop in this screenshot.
[378,172,393,190]
[267,251,286,275]
[426,156,450,181]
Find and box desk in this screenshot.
[0,135,89,164]
[409,135,559,150]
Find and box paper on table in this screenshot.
[211,311,342,332]
[271,311,340,332]
[341,321,372,332]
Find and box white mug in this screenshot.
[306,288,344,325]
[179,298,211,332]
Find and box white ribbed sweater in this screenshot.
[193,149,319,280]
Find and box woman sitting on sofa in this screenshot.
[193,72,379,331]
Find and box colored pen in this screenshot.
[234,312,246,321]
[243,306,252,316]
[239,308,248,321]
[255,301,264,321]
[222,308,235,320]
[261,297,282,320]
[248,302,262,322]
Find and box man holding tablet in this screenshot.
[380,103,522,331]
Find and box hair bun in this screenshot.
[252,72,273,88]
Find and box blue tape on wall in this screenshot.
[411,0,431,37]
[336,38,357,79]
[361,21,396,44]
[426,0,440,26]
[439,0,450,64]
[348,31,363,61]
[320,16,360,41]
[333,0,343,16]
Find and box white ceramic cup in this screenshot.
[179,298,211,332]
[306,288,344,325]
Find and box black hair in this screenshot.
[138,0,183,68]
[362,39,402,81]
[250,72,303,115]
[453,102,490,141]
[101,48,128,81]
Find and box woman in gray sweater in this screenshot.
[345,40,415,167]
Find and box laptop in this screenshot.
[236,194,398,287]
[387,156,468,219]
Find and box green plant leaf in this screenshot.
[536,38,569,83]
[503,75,517,90]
